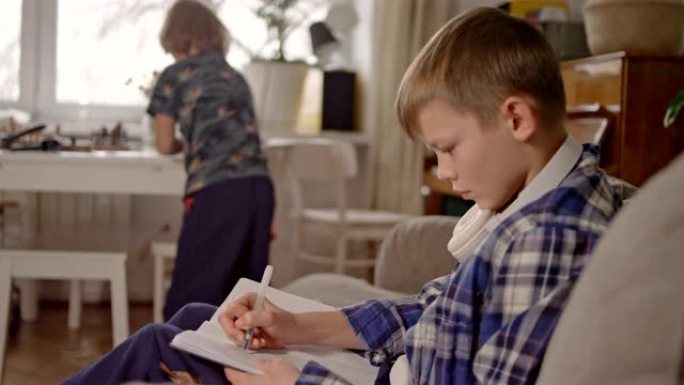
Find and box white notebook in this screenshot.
[170,278,379,384]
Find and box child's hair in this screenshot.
[160,0,230,56]
[396,7,566,138]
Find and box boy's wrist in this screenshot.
[288,311,339,346]
[288,312,309,345]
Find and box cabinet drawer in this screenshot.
[561,57,622,108]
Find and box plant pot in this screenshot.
[243,60,309,135]
[583,0,684,56]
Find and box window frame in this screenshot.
[2,0,168,126]
[35,0,146,124]
[2,0,356,130]
[1,0,36,112]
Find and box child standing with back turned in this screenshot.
[63,7,622,385]
[148,0,274,321]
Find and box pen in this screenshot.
[242,264,273,351]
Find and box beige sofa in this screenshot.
[284,153,684,383]
[537,152,684,384]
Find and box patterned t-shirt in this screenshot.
[147,51,269,195]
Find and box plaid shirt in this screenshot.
[295,145,621,385]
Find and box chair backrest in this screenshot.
[263,138,293,187]
[283,138,358,215]
[287,138,357,181]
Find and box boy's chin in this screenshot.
[473,201,492,211]
[475,199,504,213]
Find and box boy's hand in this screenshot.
[218,292,298,349]
[224,360,299,385]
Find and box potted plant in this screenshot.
[254,0,304,62]
[664,89,684,128]
[242,0,316,135]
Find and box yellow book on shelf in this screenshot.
[507,0,569,17]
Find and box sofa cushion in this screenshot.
[537,153,684,385]
[375,215,459,293]
[282,273,404,308]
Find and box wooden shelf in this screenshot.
[561,52,684,186]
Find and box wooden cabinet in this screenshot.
[561,52,684,185]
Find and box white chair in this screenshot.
[151,229,178,324]
[285,138,412,274]
[0,231,129,382]
[0,194,130,381]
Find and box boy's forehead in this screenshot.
[416,122,460,148]
[416,101,476,129]
[417,100,476,121]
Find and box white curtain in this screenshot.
[369,0,451,214]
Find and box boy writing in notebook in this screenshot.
[224,7,622,384]
[62,7,621,385]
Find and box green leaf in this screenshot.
[663,89,684,128]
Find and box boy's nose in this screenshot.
[436,161,457,181]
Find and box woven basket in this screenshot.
[583,0,684,56]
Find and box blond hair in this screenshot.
[160,0,230,56]
[396,7,565,138]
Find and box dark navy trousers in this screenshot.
[62,303,227,385]
[164,176,274,321]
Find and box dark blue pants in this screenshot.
[62,303,227,385]
[164,176,274,321]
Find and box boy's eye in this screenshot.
[438,145,455,155]
[427,143,456,155]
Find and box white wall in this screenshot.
[351,0,376,138]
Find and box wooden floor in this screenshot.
[4,302,153,385]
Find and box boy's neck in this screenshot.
[497,134,579,216]
[522,132,567,187]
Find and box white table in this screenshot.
[0,150,185,195]
[0,149,185,367]
[0,131,369,197]
[0,150,185,376]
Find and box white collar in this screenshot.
[488,135,583,229]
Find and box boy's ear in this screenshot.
[500,96,538,142]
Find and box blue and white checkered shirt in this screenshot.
[295,144,622,385]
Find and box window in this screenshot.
[0,0,327,125]
[55,0,171,106]
[0,0,23,102]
